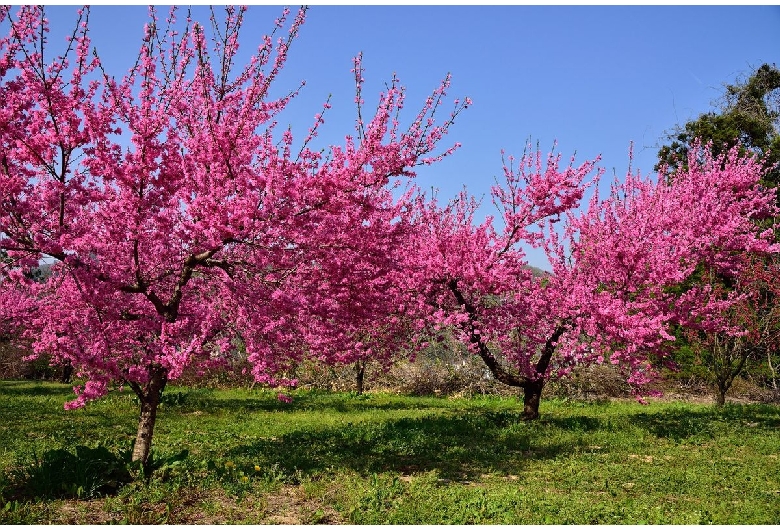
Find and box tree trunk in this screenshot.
[714,382,727,407]
[355,360,366,395]
[60,361,73,384]
[446,280,567,421]
[522,379,545,420]
[709,335,747,408]
[130,366,168,468]
[767,351,778,391]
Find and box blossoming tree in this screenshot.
[0,6,467,465]
[409,143,777,419]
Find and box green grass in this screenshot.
[0,380,778,523]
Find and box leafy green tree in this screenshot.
[656,63,780,187]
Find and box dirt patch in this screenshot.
[39,485,346,524]
[260,485,344,524]
[49,499,114,524]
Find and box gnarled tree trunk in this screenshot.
[60,360,73,383]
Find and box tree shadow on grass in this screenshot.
[0,380,73,397]
[222,402,779,480]
[170,390,461,415]
[540,414,605,433]
[2,445,134,502]
[225,409,568,480]
[628,403,780,442]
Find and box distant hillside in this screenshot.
[527,265,549,277]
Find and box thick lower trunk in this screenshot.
[522,380,544,420]
[714,370,738,408]
[130,367,168,467]
[715,385,727,407]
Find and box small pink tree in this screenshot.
[546,143,777,398]
[403,144,601,418]
[0,6,467,465]
[409,142,777,419]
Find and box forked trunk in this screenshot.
[130,367,168,468]
[520,325,564,421]
[446,280,566,422]
[713,367,740,408]
[522,379,544,421]
[710,335,747,409]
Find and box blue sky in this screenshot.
[44,4,780,269]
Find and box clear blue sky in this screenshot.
[44,4,780,269]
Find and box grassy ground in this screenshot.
[0,380,778,524]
